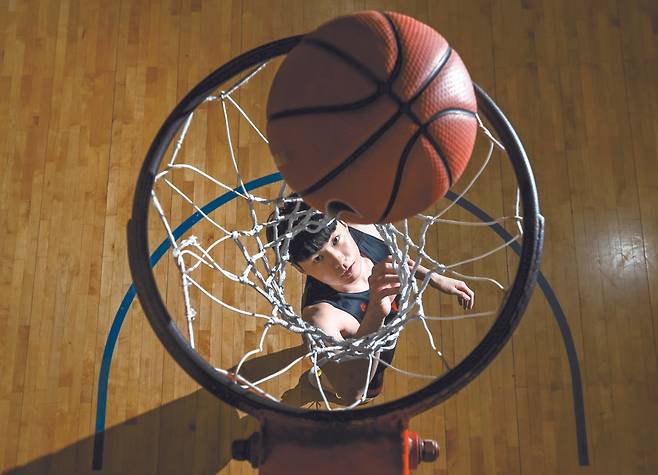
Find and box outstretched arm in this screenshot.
[410,260,475,310]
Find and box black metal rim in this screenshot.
[128,35,544,422]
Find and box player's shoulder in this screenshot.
[347,223,382,240]
[302,302,358,337]
[302,302,348,324]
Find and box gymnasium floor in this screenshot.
[1,0,657,474]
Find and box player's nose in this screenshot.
[326,248,346,271]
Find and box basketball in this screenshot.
[266,11,478,224]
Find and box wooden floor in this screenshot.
[1,0,657,474]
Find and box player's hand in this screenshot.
[367,256,400,319]
[430,274,475,310]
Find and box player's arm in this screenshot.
[410,260,475,310]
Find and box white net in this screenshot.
[149,62,524,410]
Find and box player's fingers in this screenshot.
[368,270,401,290]
[463,287,475,309]
[370,273,400,284]
[463,292,474,309]
[454,282,474,309]
[457,291,471,310]
[371,261,398,276]
[457,281,474,297]
[379,285,401,298]
[371,267,398,277]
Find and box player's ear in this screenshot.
[291,262,305,274]
[335,219,348,230]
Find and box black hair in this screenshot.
[266,198,337,264]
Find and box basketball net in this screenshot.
[149,62,522,410]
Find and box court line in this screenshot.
[92,172,588,468]
[92,172,281,469]
[453,193,589,466]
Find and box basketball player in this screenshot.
[267,200,475,404]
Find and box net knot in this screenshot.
[188,308,197,320]
[172,235,199,258]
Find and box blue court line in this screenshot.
[92,173,281,469]
[92,174,588,468]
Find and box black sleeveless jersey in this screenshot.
[301,226,398,393]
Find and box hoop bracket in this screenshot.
[231,412,439,474]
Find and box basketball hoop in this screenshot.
[128,30,543,474]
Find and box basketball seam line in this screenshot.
[379,130,423,221]
[294,15,406,200]
[266,38,381,118]
[269,18,460,126]
[380,13,453,218]
[381,12,456,216]
[409,47,453,105]
[380,12,404,86]
[379,108,475,221]
[298,110,404,197]
[268,13,405,121]
[305,37,383,84]
[419,108,477,188]
[268,90,382,120]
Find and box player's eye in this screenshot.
[313,255,323,263]
[332,235,340,245]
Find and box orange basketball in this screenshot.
[267,11,477,224]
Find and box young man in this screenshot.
[267,200,475,404]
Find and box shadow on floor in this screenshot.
[3,344,351,475]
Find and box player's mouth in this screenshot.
[342,262,355,279]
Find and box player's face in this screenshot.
[296,222,363,288]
